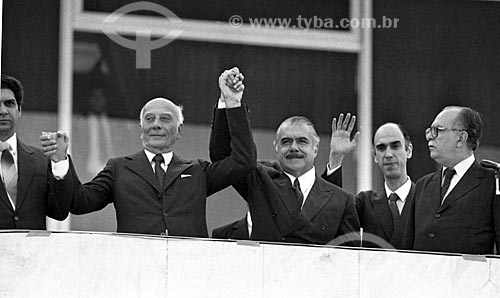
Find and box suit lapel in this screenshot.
[125,151,161,192]
[0,174,12,211]
[163,154,192,190]
[439,162,482,212]
[274,173,302,218]
[286,176,332,233]
[162,154,193,211]
[371,190,393,240]
[391,182,416,244]
[424,170,442,212]
[400,183,416,216]
[16,140,36,210]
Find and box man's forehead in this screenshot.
[433,108,459,126]
[143,100,177,115]
[0,88,15,99]
[374,124,404,145]
[278,123,313,138]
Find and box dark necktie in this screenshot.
[441,168,456,200]
[293,178,304,208]
[0,142,17,207]
[388,193,400,230]
[153,154,165,188]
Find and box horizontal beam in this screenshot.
[73,12,361,52]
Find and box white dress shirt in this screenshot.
[384,177,412,214]
[441,154,475,202]
[143,150,173,173]
[284,166,316,209]
[0,134,18,209]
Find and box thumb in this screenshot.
[352,132,361,145]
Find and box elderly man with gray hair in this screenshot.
[40,67,256,237]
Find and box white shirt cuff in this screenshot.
[217,98,226,109]
[326,163,341,176]
[51,158,69,180]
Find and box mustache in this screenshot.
[285,152,304,159]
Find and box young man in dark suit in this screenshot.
[0,74,72,229]
[324,121,415,249]
[209,75,359,245]
[41,67,256,237]
[402,106,499,254]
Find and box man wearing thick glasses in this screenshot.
[402,106,499,254]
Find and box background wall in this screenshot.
[3,0,500,233]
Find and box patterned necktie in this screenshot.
[388,193,400,230]
[0,142,17,208]
[293,178,304,208]
[441,168,456,200]
[153,154,165,188]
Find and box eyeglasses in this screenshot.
[425,126,465,139]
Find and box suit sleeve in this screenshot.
[337,193,361,242]
[46,157,72,220]
[321,167,343,188]
[212,224,232,239]
[54,157,115,215]
[355,192,365,228]
[205,106,257,196]
[400,184,416,250]
[209,106,231,163]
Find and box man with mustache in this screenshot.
[402,106,500,254]
[0,74,72,229]
[40,67,256,237]
[210,73,359,244]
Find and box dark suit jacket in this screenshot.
[210,108,360,245]
[322,170,415,249]
[401,162,500,255]
[354,186,415,249]
[0,139,72,229]
[61,107,256,237]
[212,216,249,240]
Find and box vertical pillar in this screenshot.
[47,0,74,231]
[357,0,373,191]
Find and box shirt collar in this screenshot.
[144,149,173,166]
[384,176,412,203]
[284,166,316,194]
[443,154,475,180]
[3,133,17,154]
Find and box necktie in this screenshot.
[293,178,304,208]
[388,193,400,230]
[0,142,17,207]
[441,168,456,200]
[153,154,165,188]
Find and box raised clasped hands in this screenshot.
[40,131,69,162]
[218,66,245,108]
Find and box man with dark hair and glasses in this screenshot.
[402,106,500,254]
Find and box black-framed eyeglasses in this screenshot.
[425,126,465,139]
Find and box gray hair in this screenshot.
[139,98,184,126]
[276,116,320,146]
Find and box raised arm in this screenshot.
[209,68,244,162]
[328,113,360,169]
[321,113,360,187]
[205,67,256,195]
